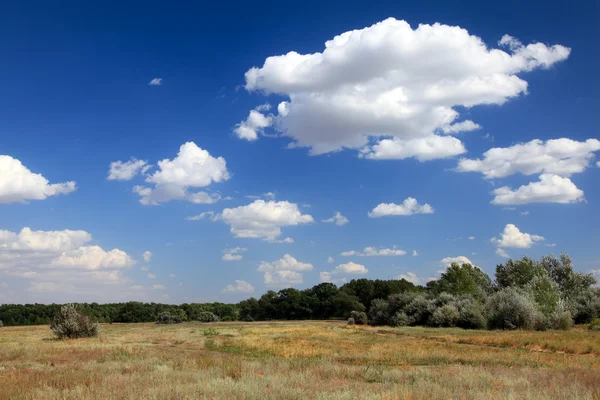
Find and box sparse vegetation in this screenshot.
[1,320,600,399]
[590,318,600,331]
[50,304,99,339]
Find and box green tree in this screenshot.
[428,263,492,299]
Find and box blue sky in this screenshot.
[0,0,598,304]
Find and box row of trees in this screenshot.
[1,254,599,330]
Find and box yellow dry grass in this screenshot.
[1,321,600,399]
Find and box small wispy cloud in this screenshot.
[149,78,162,86]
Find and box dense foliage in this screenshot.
[156,311,182,324]
[50,304,99,339]
[1,254,598,331]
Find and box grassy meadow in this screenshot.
[1,321,600,399]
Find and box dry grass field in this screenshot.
[1,321,600,399]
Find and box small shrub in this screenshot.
[485,288,540,330]
[156,312,182,324]
[429,304,460,327]
[347,317,355,325]
[50,304,99,339]
[0,320,3,328]
[197,311,220,323]
[203,327,219,337]
[241,315,254,322]
[368,299,390,326]
[589,318,600,332]
[350,310,368,325]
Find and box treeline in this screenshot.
[0,279,419,326]
[1,253,599,330]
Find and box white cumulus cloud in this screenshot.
[132,142,230,205]
[258,254,313,287]
[457,138,600,179]
[234,105,273,141]
[341,247,406,256]
[369,197,434,217]
[240,18,569,158]
[107,158,150,181]
[0,155,76,203]
[217,200,313,242]
[332,262,368,275]
[323,211,349,226]
[258,254,313,272]
[142,251,152,263]
[491,224,544,248]
[440,256,475,267]
[222,247,247,261]
[222,280,254,293]
[0,227,140,302]
[491,174,585,205]
[397,272,421,285]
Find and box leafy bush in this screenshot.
[156,312,182,324]
[0,320,3,328]
[197,311,220,323]
[389,311,410,327]
[589,318,600,332]
[455,297,487,329]
[347,317,355,325]
[570,289,600,324]
[404,295,435,326]
[429,304,460,327]
[549,307,573,331]
[241,314,254,322]
[387,292,418,315]
[50,304,99,339]
[350,311,368,325]
[485,288,540,330]
[368,299,390,326]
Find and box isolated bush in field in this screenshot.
[485,288,540,330]
[156,312,182,324]
[50,304,99,339]
[0,320,3,327]
[197,311,220,323]
[455,297,487,329]
[589,318,600,331]
[404,295,435,326]
[350,311,368,325]
[368,299,390,326]
[429,304,460,327]
[347,317,355,325]
[389,311,410,327]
